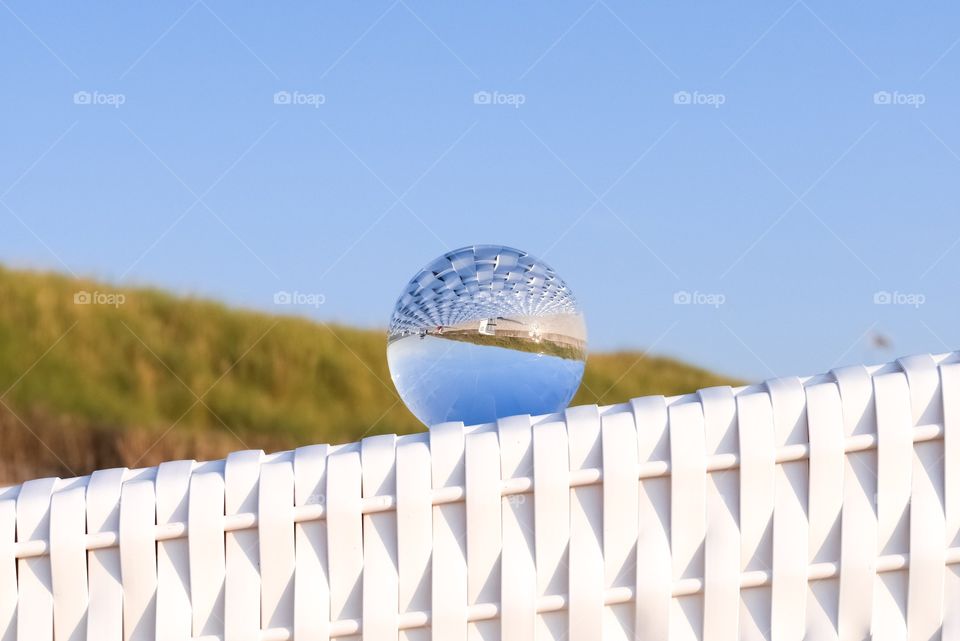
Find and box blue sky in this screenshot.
[1,0,958,381]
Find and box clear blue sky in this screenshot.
[1,1,958,381]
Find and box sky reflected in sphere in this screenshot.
[387,245,587,427]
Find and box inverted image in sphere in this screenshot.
[387,244,587,428]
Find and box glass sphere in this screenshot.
[387,244,587,427]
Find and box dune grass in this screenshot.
[0,265,737,482]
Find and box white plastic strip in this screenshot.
[668,401,707,639]
[325,447,363,634]
[224,450,264,641]
[498,415,535,641]
[85,468,126,641]
[907,439,945,640]
[736,391,775,640]
[188,469,226,637]
[119,478,157,641]
[0,489,16,641]
[872,372,912,640]
[669,400,707,576]
[833,365,877,641]
[899,355,945,640]
[804,381,843,641]
[361,435,398,641]
[430,422,468,640]
[668,400,707,637]
[874,373,913,554]
[942,362,960,639]
[767,377,808,641]
[16,478,56,641]
[600,411,639,641]
[292,444,330,641]
[259,460,295,630]
[668,402,707,639]
[698,386,740,641]
[566,405,604,641]
[154,460,194,641]
[631,395,671,641]
[465,429,501,641]
[49,484,87,641]
[532,420,570,638]
[737,391,776,568]
[395,435,430,641]
[899,354,943,426]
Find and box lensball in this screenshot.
[387,244,587,427]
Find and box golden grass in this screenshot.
[0,265,738,483]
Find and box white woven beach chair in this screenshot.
[2,351,958,640]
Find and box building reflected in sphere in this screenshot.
[387,245,587,427]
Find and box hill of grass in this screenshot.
[0,265,737,483]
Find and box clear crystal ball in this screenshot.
[387,244,587,427]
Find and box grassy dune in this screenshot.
[0,265,736,483]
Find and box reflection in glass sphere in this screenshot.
[387,244,587,427]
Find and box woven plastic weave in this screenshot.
[2,351,958,640]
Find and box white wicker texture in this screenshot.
[1,351,959,640]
